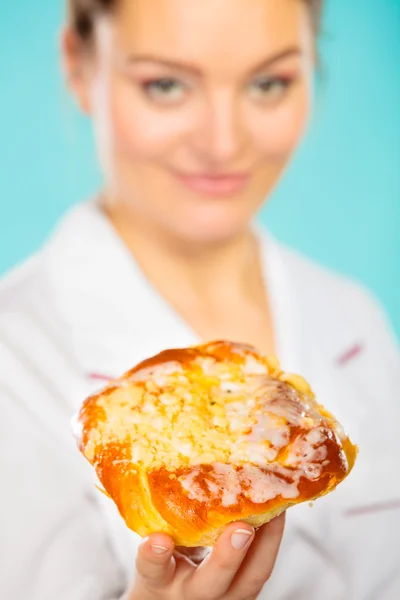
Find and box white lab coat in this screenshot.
[0,200,399,600]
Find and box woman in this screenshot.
[0,0,399,598]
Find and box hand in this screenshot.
[127,514,285,600]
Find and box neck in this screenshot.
[102,201,262,309]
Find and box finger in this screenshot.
[135,532,176,588]
[186,522,255,599]
[175,546,211,566]
[229,513,285,599]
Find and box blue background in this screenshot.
[1,1,399,334]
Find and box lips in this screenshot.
[173,171,250,197]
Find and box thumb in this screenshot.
[135,533,176,589]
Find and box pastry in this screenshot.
[75,341,357,546]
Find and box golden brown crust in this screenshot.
[75,341,357,546]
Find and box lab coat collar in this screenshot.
[42,201,195,374]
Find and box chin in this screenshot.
[170,208,256,246]
[164,180,267,245]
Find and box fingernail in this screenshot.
[151,544,169,555]
[231,529,254,550]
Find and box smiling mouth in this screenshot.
[173,171,251,197]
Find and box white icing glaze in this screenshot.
[284,427,330,481]
[306,428,326,446]
[179,462,306,507]
[130,361,183,383]
[198,357,217,375]
[245,442,278,464]
[213,463,243,507]
[248,413,290,448]
[206,480,220,495]
[179,422,335,506]
[242,355,269,375]
[179,467,209,502]
[243,465,300,503]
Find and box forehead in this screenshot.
[104,0,310,68]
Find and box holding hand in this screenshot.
[128,514,285,600]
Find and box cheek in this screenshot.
[108,83,190,159]
[252,86,311,160]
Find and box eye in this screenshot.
[142,78,186,103]
[249,76,293,102]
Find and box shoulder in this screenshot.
[277,239,377,312]
[0,255,53,366]
[0,253,45,309]
[263,232,399,359]
[0,251,62,356]
[272,235,394,325]
[0,251,85,417]
[0,200,103,313]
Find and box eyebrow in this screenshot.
[124,46,302,76]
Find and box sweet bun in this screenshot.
[75,341,357,546]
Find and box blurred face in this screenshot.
[69,0,314,243]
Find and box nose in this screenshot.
[190,92,247,167]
